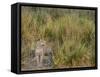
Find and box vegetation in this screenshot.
[21,6,95,69]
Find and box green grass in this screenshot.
[21,6,95,69]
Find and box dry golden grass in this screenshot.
[21,6,95,69]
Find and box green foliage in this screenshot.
[21,6,95,68]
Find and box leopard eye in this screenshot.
[41,44,45,46]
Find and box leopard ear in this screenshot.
[40,39,42,41]
[36,38,40,41]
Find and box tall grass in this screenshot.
[21,6,95,69]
